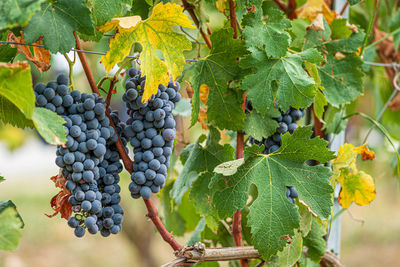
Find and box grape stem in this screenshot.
[182,0,212,50]
[74,31,183,252]
[63,53,75,90]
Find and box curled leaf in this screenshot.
[354,143,375,161]
[332,143,376,208]
[47,171,72,220]
[7,32,51,73]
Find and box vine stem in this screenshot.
[228,1,247,265]
[311,104,325,138]
[182,0,212,50]
[228,0,238,38]
[73,32,183,251]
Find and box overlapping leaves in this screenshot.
[209,127,335,259]
[304,16,365,106]
[240,49,323,114]
[188,28,248,130]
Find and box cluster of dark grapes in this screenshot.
[247,102,305,203]
[34,74,124,237]
[122,68,181,199]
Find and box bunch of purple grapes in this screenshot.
[122,68,181,199]
[247,101,305,203]
[34,74,124,237]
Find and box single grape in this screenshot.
[74,226,85,238]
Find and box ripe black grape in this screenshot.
[122,68,181,199]
[34,73,125,238]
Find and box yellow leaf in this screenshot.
[337,169,376,209]
[199,84,209,104]
[99,3,195,102]
[296,0,336,24]
[216,0,227,13]
[331,143,357,181]
[332,143,376,209]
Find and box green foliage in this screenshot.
[303,218,327,263]
[0,0,45,30]
[240,49,322,113]
[277,230,303,266]
[188,28,248,130]
[81,0,128,41]
[304,17,365,107]
[0,96,34,128]
[0,63,34,121]
[242,8,291,58]
[0,176,4,183]
[171,128,235,204]
[24,0,94,53]
[244,109,281,141]
[0,200,24,251]
[209,127,334,259]
[32,108,67,146]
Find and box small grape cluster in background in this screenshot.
[34,74,125,237]
[122,68,181,200]
[247,102,305,203]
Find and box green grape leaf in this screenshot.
[188,28,248,129]
[242,8,291,58]
[130,0,151,19]
[0,0,45,30]
[0,33,17,62]
[81,0,127,41]
[0,96,34,128]
[190,172,215,217]
[240,49,321,114]
[210,126,334,259]
[171,128,235,203]
[32,108,67,146]
[313,89,327,119]
[161,183,186,236]
[277,230,303,267]
[244,109,281,141]
[236,0,263,9]
[0,200,24,251]
[318,55,363,106]
[323,105,347,134]
[206,90,245,131]
[24,0,94,53]
[186,217,206,246]
[303,17,365,106]
[0,62,34,120]
[303,218,327,263]
[298,202,313,237]
[330,19,353,39]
